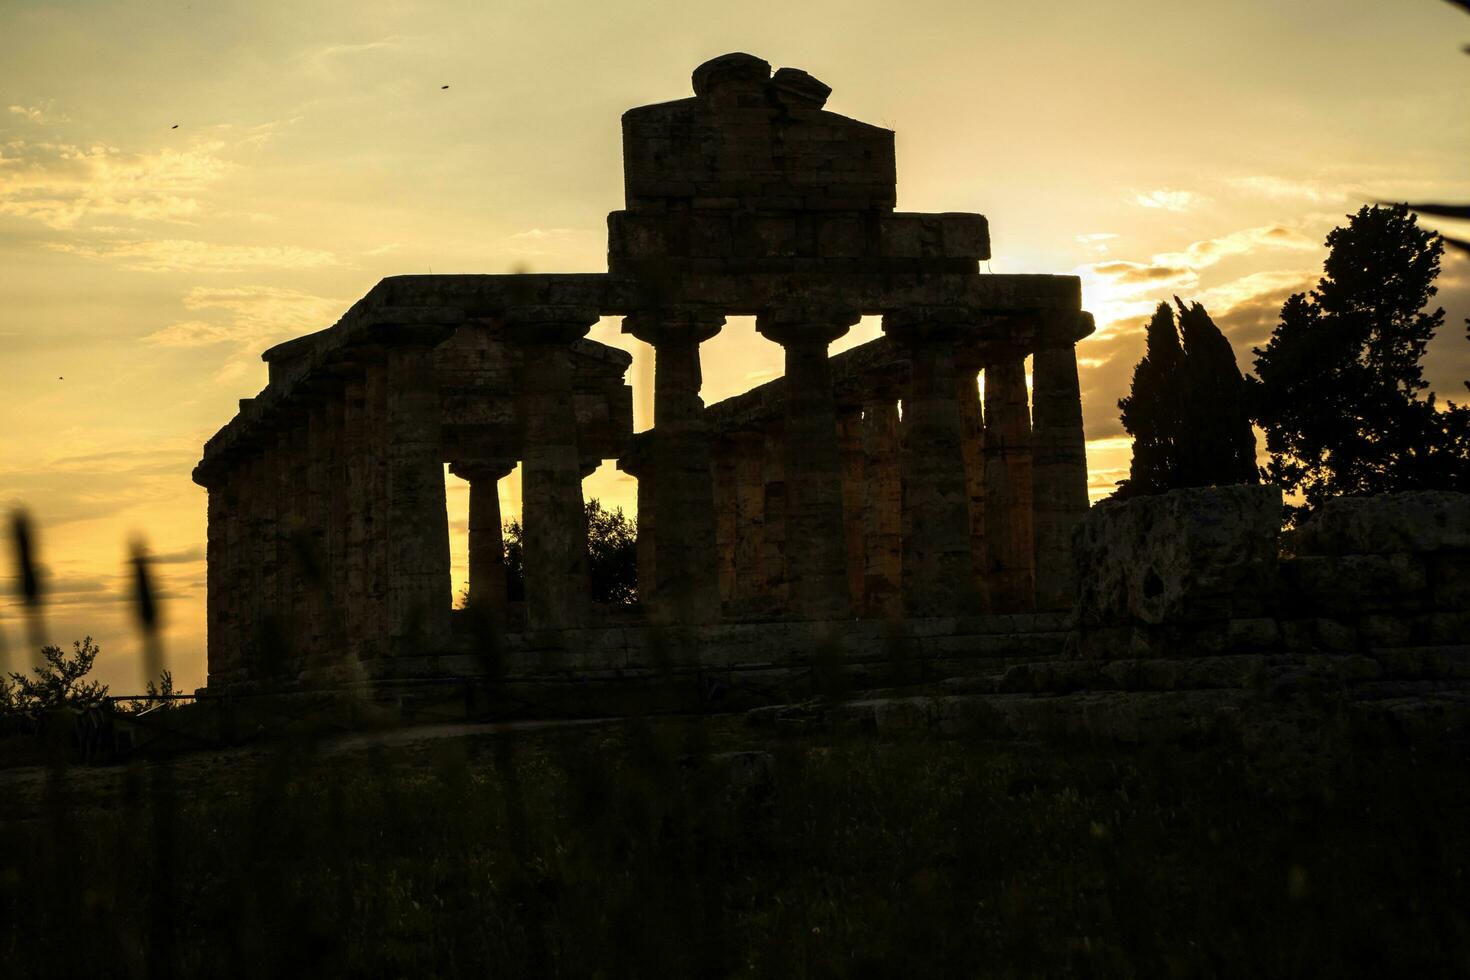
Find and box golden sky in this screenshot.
[3,0,1469,693]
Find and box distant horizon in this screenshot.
[3,0,1468,693]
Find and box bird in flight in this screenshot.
[441,85,449,90]
[171,124,178,129]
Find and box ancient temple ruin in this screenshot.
[193,53,1094,697]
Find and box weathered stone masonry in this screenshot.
[193,53,1095,693]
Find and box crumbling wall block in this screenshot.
[1073,484,1284,633]
[1294,491,1470,555]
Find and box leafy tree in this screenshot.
[1,637,109,723]
[1115,299,1257,497]
[501,498,638,605]
[1248,204,1467,510]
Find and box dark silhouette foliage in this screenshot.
[1116,303,1185,496]
[503,497,638,604]
[1115,299,1257,497]
[1248,204,1470,511]
[0,637,109,726]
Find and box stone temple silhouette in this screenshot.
[192,53,1095,698]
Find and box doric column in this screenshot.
[1031,311,1093,611]
[282,422,308,667]
[713,446,739,604]
[450,457,516,619]
[384,339,453,651]
[616,441,655,607]
[248,450,276,677]
[341,372,369,664]
[323,389,348,659]
[506,305,599,630]
[361,356,390,661]
[861,394,903,618]
[756,306,861,620]
[884,308,978,616]
[984,356,1035,612]
[837,405,867,609]
[623,308,725,624]
[304,401,331,662]
[202,467,237,680]
[760,424,787,607]
[730,431,767,604]
[955,357,987,606]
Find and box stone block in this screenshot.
[1295,491,1470,555]
[1227,617,1281,650]
[1073,485,1284,632]
[1430,552,1470,610]
[1284,553,1429,614]
[1358,614,1413,647]
[1076,625,1154,660]
[1408,612,1470,646]
[1280,617,1360,653]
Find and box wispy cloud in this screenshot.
[145,285,343,349]
[1133,189,1206,212]
[1076,223,1321,346]
[297,36,416,78]
[1075,232,1119,255]
[1086,260,1192,289]
[503,227,604,261]
[0,139,234,228]
[8,105,49,123]
[0,447,199,529]
[1153,224,1316,273]
[51,238,337,272]
[1226,174,1343,204]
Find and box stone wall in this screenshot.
[1073,485,1470,660]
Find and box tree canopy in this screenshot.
[1248,203,1469,510]
[501,498,638,605]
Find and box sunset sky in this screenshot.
[3,0,1468,692]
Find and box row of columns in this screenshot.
[204,308,624,683]
[203,301,1087,683]
[203,336,456,680]
[633,304,1090,624]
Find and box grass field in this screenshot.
[2,708,1468,978]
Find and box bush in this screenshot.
[0,637,109,730]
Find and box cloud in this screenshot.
[50,238,338,273]
[1080,224,1321,332]
[298,36,417,78]
[1076,232,1118,255]
[145,285,343,349]
[504,227,603,259]
[148,545,205,565]
[1133,189,1206,212]
[0,447,200,529]
[1226,175,1344,204]
[0,139,235,229]
[7,105,47,123]
[1154,224,1317,273]
[1087,261,1194,288]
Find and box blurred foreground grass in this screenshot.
[1,713,1467,978]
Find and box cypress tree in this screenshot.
[1175,297,1259,487]
[1116,302,1184,497]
